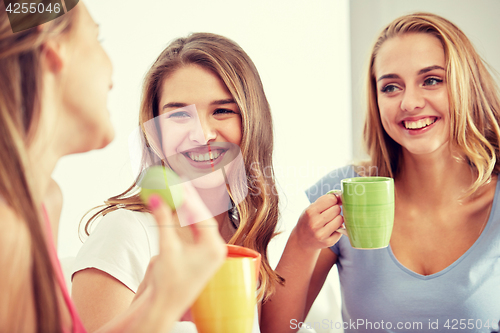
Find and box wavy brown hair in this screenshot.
[363,13,500,194]
[0,1,76,332]
[83,32,282,301]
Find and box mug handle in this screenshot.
[335,227,348,236]
[327,190,348,236]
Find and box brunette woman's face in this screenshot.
[156,64,243,188]
[374,33,450,156]
[60,4,114,150]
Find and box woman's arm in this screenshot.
[75,183,226,332]
[72,269,135,332]
[71,208,152,332]
[260,194,342,333]
[304,248,338,318]
[94,195,226,333]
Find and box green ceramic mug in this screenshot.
[329,177,394,249]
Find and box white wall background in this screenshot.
[54,0,352,258]
[350,0,500,160]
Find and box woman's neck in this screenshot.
[28,74,70,198]
[215,212,235,243]
[396,145,474,207]
[27,124,62,200]
[194,184,233,236]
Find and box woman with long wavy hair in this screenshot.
[0,2,225,332]
[262,13,500,332]
[71,33,282,332]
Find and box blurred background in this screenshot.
[55,0,352,258]
[53,1,500,331]
[56,0,500,258]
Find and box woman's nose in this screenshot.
[400,86,425,112]
[189,117,216,144]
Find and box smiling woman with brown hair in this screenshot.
[71,32,282,332]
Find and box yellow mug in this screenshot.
[191,244,261,333]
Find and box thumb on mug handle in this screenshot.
[335,227,348,236]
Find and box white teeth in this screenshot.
[404,117,436,130]
[187,151,221,162]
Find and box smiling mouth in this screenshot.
[182,149,226,162]
[402,117,437,130]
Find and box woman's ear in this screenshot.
[40,37,67,73]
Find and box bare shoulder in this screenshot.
[0,202,33,278]
[0,202,31,254]
[0,202,32,274]
[0,202,35,332]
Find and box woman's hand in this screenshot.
[260,193,341,333]
[134,182,227,326]
[292,192,344,252]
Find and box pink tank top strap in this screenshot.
[41,205,87,333]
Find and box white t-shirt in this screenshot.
[72,209,260,333]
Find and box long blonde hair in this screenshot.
[0,2,76,332]
[83,33,283,301]
[363,12,500,193]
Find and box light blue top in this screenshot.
[305,165,500,333]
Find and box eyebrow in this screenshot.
[162,99,236,110]
[377,65,445,82]
[417,65,445,75]
[162,102,188,110]
[210,99,236,106]
[377,74,400,82]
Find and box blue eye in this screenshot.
[424,77,443,86]
[168,111,190,118]
[381,84,399,93]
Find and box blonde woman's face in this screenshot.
[374,33,450,156]
[156,64,242,189]
[60,4,114,150]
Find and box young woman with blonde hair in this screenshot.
[71,33,282,332]
[0,2,226,332]
[262,12,500,332]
